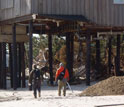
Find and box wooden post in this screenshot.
[115,35,120,76]
[12,23,17,90]
[0,43,2,88]
[70,34,74,81]
[48,34,53,85]
[86,32,91,86]
[21,43,26,88]
[29,20,33,72]
[108,37,112,75]
[9,43,13,88]
[66,34,71,80]
[122,35,124,53]
[18,43,22,87]
[96,39,100,73]
[2,42,6,89]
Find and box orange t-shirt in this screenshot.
[55,66,69,81]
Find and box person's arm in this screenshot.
[55,71,58,81]
[55,69,60,81]
[66,69,69,81]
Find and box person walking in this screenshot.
[29,65,42,98]
[55,63,69,96]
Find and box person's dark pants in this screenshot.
[29,84,32,91]
[33,79,41,98]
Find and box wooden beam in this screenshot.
[48,34,53,85]
[0,15,33,25]
[0,25,27,35]
[0,25,28,43]
[86,32,91,86]
[12,23,17,90]
[0,34,29,43]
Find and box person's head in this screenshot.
[59,63,64,67]
[34,65,37,69]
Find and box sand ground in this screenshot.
[0,81,124,107]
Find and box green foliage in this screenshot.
[25,34,65,61]
[33,35,48,58]
[52,36,65,56]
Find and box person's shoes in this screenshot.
[34,94,37,98]
[34,95,37,98]
[39,93,41,97]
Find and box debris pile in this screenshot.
[80,76,124,96]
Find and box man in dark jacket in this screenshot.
[29,65,43,98]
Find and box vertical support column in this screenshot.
[2,43,6,89]
[86,32,91,86]
[12,23,17,90]
[21,43,26,88]
[96,38,100,73]
[18,43,22,87]
[48,34,53,85]
[108,37,112,75]
[0,43,3,89]
[122,35,124,53]
[9,43,13,88]
[70,34,74,81]
[115,35,120,76]
[29,20,33,72]
[0,43,2,88]
[66,34,71,80]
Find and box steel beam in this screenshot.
[29,20,33,72]
[21,43,26,88]
[66,34,71,80]
[115,35,120,76]
[0,43,2,88]
[18,43,22,87]
[96,39,100,73]
[9,43,13,88]
[2,43,6,89]
[12,23,17,90]
[86,32,91,86]
[70,34,74,80]
[48,34,53,85]
[108,37,112,75]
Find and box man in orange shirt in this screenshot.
[55,63,69,96]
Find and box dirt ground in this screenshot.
[0,80,124,107]
[80,76,124,96]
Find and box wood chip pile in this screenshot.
[80,76,124,96]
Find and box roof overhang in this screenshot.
[37,14,89,22]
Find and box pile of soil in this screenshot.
[80,76,124,96]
